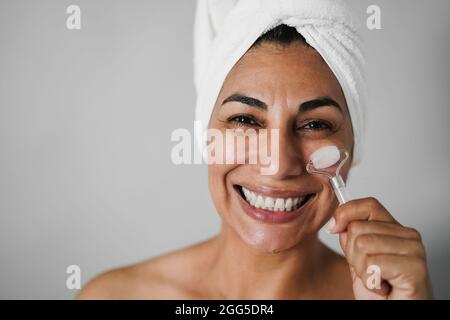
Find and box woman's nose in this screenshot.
[261,127,304,179]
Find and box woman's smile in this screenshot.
[233,183,317,223]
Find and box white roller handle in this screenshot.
[330,175,350,205]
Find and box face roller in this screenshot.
[306,146,350,205]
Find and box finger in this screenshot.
[351,266,391,299]
[349,265,390,299]
[353,254,430,297]
[346,221,422,241]
[326,197,398,234]
[344,221,423,261]
[347,234,426,276]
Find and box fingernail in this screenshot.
[325,217,336,234]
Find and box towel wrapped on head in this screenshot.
[193,0,366,166]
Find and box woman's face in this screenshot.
[208,41,354,253]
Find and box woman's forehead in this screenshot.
[221,42,345,104]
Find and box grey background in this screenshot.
[0,0,449,299]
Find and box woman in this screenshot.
[78,0,433,299]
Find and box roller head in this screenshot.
[309,145,340,169]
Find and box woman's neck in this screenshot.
[203,223,331,299]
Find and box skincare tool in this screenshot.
[306,146,350,205]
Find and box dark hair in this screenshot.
[250,24,310,48]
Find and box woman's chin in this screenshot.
[235,223,306,254]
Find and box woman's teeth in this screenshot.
[240,186,308,212]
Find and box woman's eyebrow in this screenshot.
[299,97,343,114]
[221,94,342,114]
[221,93,267,110]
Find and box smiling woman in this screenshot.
[77,0,433,300]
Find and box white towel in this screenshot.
[194,0,366,166]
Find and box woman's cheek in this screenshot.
[207,163,236,217]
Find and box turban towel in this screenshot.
[193,0,366,166]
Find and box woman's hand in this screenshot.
[326,197,433,300]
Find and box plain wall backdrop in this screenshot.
[0,0,449,299]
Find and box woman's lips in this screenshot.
[234,185,316,224]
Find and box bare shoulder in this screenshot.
[76,264,147,299]
[77,238,215,300]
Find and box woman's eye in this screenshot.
[300,120,332,131]
[228,115,260,127]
